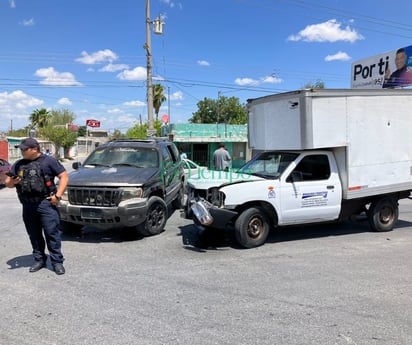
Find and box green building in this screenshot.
[161,123,250,169]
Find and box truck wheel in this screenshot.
[368,198,398,232]
[137,196,168,236]
[235,207,270,248]
[60,221,83,235]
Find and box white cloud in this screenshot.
[160,0,182,9]
[234,75,282,86]
[99,63,129,72]
[197,60,210,66]
[57,97,72,106]
[234,78,259,86]
[107,108,123,114]
[9,0,15,8]
[35,67,82,86]
[325,51,351,61]
[75,49,118,65]
[123,100,146,107]
[20,18,34,26]
[0,90,44,128]
[288,19,364,43]
[117,66,147,80]
[260,75,283,84]
[168,91,183,100]
[2,90,43,109]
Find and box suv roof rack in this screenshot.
[108,137,170,143]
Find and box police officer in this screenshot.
[5,138,69,275]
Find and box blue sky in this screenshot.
[1,0,412,133]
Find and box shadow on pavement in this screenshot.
[179,216,412,251]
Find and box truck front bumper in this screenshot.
[58,198,149,229]
[190,200,238,229]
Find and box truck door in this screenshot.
[279,153,342,225]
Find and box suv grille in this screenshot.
[68,187,122,207]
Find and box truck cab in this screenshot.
[189,89,412,248]
[189,150,343,247]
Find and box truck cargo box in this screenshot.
[247,89,412,199]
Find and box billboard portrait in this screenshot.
[351,45,412,89]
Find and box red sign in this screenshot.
[86,119,100,128]
[67,124,79,132]
[161,114,169,124]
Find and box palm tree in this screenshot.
[29,108,51,129]
[152,84,167,121]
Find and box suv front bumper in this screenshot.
[58,198,149,229]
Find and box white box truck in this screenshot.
[188,89,412,248]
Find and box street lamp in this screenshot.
[145,0,164,135]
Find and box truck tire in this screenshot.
[60,221,83,235]
[368,197,398,232]
[235,207,270,248]
[137,196,168,236]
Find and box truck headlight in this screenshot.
[121,187,143,201]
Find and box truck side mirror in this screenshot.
[72,162,81,170]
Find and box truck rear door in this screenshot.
[278,153,342,225]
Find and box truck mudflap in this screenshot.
[190,200,237,229]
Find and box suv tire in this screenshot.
[137,196,168,236]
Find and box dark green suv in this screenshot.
[58,139,184,236]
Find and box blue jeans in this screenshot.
[22,199,64,264]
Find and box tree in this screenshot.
[189,96,247,124]
[126,120,162,139]
[110,129,125,140]
[153,84,167,121]
[77,126,87,137]
[29,108,51,129]
[49,108,76,126]
[302,79,325,89]
[40,109,77,158]
[8,126,31,137]
[42,126,77,158]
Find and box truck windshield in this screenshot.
[84,147,159,168]
[238,151,298,178]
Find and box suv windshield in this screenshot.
[238,151,298,178]
[83,147,159,168]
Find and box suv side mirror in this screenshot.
[72,162,81,170]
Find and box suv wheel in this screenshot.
[137,196,168,236]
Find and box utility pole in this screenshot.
[145,0,163,135]
[217,91,221,137]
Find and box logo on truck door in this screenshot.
[301,191,328,207]
[267,186,276,199]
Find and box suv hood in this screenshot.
[187,170,263,190]
[68,166,160,186]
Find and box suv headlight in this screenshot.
[121,187,143,201]
[61,190,68,201]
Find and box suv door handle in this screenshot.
[326,185,334,189]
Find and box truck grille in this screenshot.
[68,187,122,207]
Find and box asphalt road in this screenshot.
[1,163,412,345]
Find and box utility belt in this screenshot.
[18,194,48,204]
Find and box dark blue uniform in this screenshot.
[11,154,66,265]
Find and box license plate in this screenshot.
[81,208,102,219]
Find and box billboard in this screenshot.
[351,45,412,89]
[86,119,101,128]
